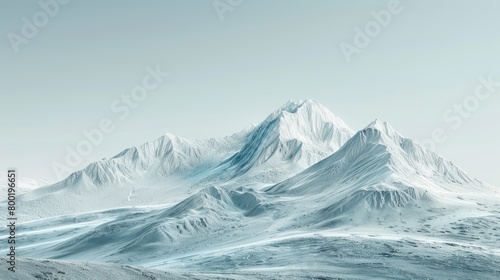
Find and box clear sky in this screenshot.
[1,0,499,186]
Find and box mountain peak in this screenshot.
[366,118,383,128]
[365,118,392,131]
[220,100,354,176]
[266,99,352,133]
[356,120,476,186]
[163,132,177,139]
[267,120,479,196]
[268,99,354,146]
[279,99,302,112]
[278,99,318,112]
[362,119,403,143]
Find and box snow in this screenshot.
[0,257,269,280]
[3,100,499,279]
[266,119,483,196]
[0,175,49,195]
[220,99,353,176]
[16,99,353,220]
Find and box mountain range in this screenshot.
[3,100,499,280]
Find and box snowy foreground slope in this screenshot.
[0,257,300,280]
[3,100,500,279]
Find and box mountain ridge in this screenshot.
[266,118,483,196]
[8,100,500,280]
[18,99,354,220]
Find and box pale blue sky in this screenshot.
[1,0,499,185]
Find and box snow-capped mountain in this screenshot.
[19,127,252,220]
[18,100,353,220]
[267,119,482,196]
[218,100,353,177]
[7,100,500,279]
[263,119,490,230]
[59,127,252,187]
